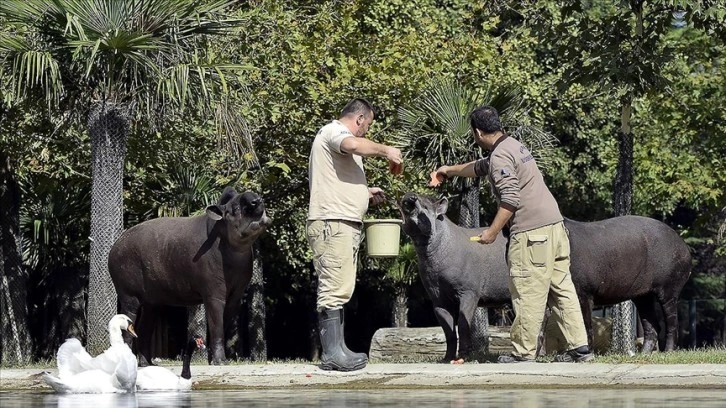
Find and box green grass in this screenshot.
[4,347,726,369]
[591,346,726,364]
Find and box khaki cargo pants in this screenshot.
[507,221,588,359]
[306,219,362,311]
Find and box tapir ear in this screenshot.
[435,197,448,219]
[217,186,237,206]
[206,204,225,221]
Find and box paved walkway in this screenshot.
[2,363,725,390]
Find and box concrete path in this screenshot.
[2,363,725,390]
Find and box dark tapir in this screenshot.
[109,186,271,365]
[399,192,691,361]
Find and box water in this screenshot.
[2,388,726,408]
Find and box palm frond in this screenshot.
[386,242,418,286]
[396,78,559,173]
[215,95,259,172]
[0,35,64,106]
[154,164,220,218]
[0,0,248,115]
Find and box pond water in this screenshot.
[2,388,725,408]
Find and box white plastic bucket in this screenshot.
[363,219,403,258]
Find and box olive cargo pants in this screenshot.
[306,219,362,311]
[507,221,589,359]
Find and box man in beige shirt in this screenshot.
[432,105,593,363]
[307,98,402,371]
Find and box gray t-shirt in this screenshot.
[307,120,369,223]
[474,136,562,234]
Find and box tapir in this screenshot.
[399,192,691,361]
[109,186,271,365]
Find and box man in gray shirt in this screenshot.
[432,105,592,363]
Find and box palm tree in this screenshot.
[0,0,249,354]
[396,79,557,228]
[385,242,418,328]
[20,173,90,358]
[0,150,31,365]
[395,78,557,355]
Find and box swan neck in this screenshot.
[108,323,124,346]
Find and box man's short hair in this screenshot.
[470,105,502,134]
[341,98,374,119]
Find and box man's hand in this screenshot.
[429,166,449,187]
[369,187,386,206]
[386,147,403,175]
[472,228,497,245]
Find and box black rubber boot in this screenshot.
[340,309,368,363]
[318,309,367,371]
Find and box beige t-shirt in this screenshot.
[307,120,369,223]
[474,136,563,234]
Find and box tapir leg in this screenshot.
[117,292,140,350]
[204,297,227,365]
[456,293,480,359]
[136,304,160,367]
[633,295,659,353]
[660,297,679,351]
[223,297,243,359]
[433,306,457,362]
[578,296,594,349]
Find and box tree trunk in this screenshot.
[0,153,32,364]
[392,288,408,328]
[458,177,490,355]
[187,305,207,363]
[610,95,637,355]
[87,101,129,355]
[247,244,267,361]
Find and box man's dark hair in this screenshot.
[341,98,374,118]
[469,105,502,134]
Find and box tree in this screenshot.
[0,0,248,354]
[385,242,418,328]
[546,0,726,354]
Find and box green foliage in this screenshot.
[385,242,418,288]
[3,0,726,359]
[0,0,248,114]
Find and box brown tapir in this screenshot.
[399,192,691,361]
[109,186,271,365]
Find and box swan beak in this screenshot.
[127,324,138,338]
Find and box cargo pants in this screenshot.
[507,221,589,359]
[306,219,362,312]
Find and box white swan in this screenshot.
[45,314,139,393]
[79,314,138,375]
[136,335,206,392]
[42,350,137,393]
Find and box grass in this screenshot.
[4,347,726,369]
[591,346,726,364]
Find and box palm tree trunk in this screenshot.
[247,244,267,361]
[611,95,637,355]
[0,153,32,364]
[458,177,490,355]
[392,287,408,328]
[187,305,207,363]
[87,101,129,354]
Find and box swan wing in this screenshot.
[136,366,188,391]
[56,339,93,378]
[112,348,138,393]
[43,370,122,394]
[90,343,136,374]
